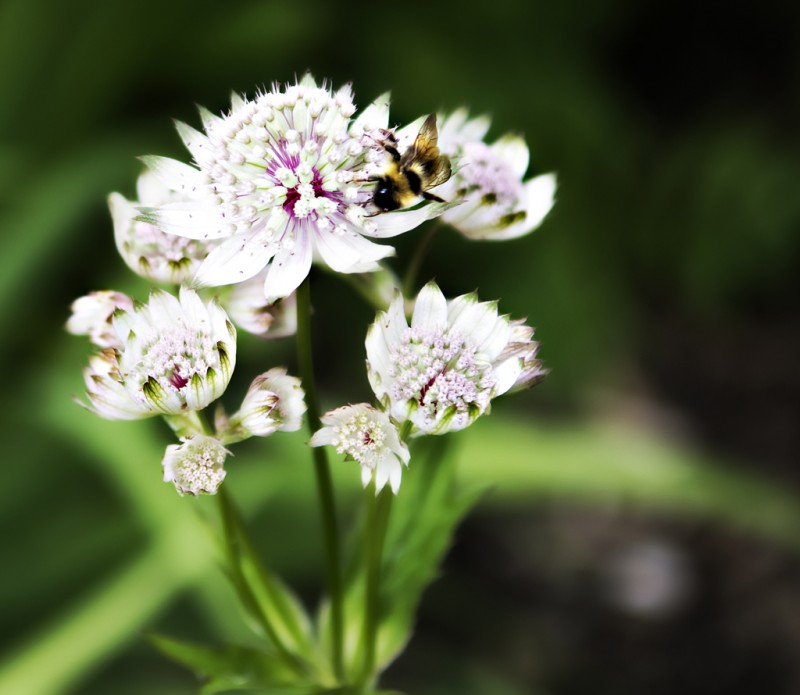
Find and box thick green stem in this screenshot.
[358,485,393,686]
[296,277,344,680]
[403,223,442,296]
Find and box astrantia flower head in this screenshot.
[67,291,134,349]
[310,404,409,493]
[110,170,215,285]
[162,435,229,496]
[366,281,546,435]
[436,110,556,240]
[80,288,236,419]
[220,367,306,443]
[139,74,449,303]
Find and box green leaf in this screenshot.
[149,632,314,694]
[374,436,483,671]
[328,436,482,682]
[216,489,320,674]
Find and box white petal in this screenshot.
[314,226,394,273]
[174,120,214,165]
[492,355,525,396]
[299,73,318,90]
[197,105,224,132]
[263,228,313,303]
[472,174,557,241]
[380,292,409,351]
[178,287,210,328]
[458,113,492,143]
[230,91,246,111]
[138,202,234,241]
[449,298,503,349]
[309,426,337,448]
[411,282,447,333]
[387,456,403,493]
[394,115,427,150]
[352,92,391,133]
[361,466,373,488]
[491,135,530,178]
[139,155,205,199]
[109,192,136,251]
[193,227,276,287]
[367,201,451,239]
[375,459,390,491]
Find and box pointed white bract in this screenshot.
[140,75,444,302]
[366,282,546,435]
[436,109,556,241]
[110,170,216,285]
[222,272,297,338]
[309,404,409,493]
[162,435,229,496]
[221,368,306,442]
[67,291,134,348]
[80,288,236,419]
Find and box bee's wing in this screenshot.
[400,114,440,167]
[423,156,452,189]
[401,114,452,189]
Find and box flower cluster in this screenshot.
[312,282,545,491]
[137,74,449,302]
[69,73,553,497]
[437,109,556,240]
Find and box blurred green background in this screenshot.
[2,0,800,693]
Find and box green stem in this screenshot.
[403,223,442,296]
[215,489,307,675]
[358,485,393,687]
[296,277,344,681]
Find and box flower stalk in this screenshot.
[358,484,393,687]
[296,277,345,680]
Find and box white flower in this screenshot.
[220,368,306,442]
[162,435,229,496]
[110,170,216,285]
[309,404,409,493]
[79,288,236,419]
[366,281,546,435]
[436,109,556,240]
[222,272,297,338]
[138,74,449,302]
[67,291,134,348]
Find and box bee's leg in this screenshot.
[350,174,379,184]
[422,192,447,203]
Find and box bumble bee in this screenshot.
[371,114,452,212]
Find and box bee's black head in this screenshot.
[373,179,400,212]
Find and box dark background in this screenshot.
[1,0,799,693]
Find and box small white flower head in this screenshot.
[67,291,134,348]
[310,404,409,493]
[79,288,236,420]
[222,271,297,338]
[162,434,229,496]
[110,170,216,284]
[138,74,449,303]
[436,109,556,241]
[222,368,306,442]
[366,281,545,435]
